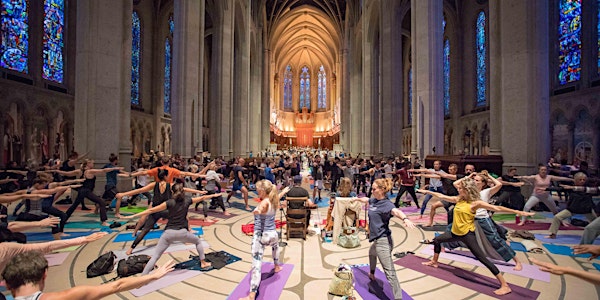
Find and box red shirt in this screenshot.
[146,166,182,184]
[396,168,415,186]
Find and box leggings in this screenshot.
[131,211,169,249]
[522,193,558,222]
[369,235,402,300]
[16,212,60,234]
[42,205,68,233]
[395,185,419,208]
[249,230,280,293]
[433,230,500,276]
[65,188,107,222]
[142,228,206,274]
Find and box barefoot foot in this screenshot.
[368,273,376,281]
[223,211,231,216]
[245,206,251,211]
[513,262,523,271]
[126,248,133,255]
[494,285,511,295]
[200,261,212,269]
[545,234,556,239]
[517,221,525,226]
[274,264,282,273]
[422,261,438,268]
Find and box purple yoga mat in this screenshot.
[534,234,599,245]
[130,269,202,297]
[352,266,413,300]
[419,246,550,282]
[395,255,540,299]
[502,222,582,231]
[227,263,293,300]
[398,206,420,214]
[45,252,70,267]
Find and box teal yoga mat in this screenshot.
[112,227,204,243]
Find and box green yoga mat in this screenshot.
[81,207,143,218]
[119,206,147,214]
[491,213,543,222]
[64,220,110,229]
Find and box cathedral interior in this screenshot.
[0,0,599,299]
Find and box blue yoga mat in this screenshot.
[543,243,597,259]
[64,220,111,229]
[229,201,256,211]
[510,241,527,252]
[113,227,204,243]
[25,230,102,242]
[315,197,330,208]
[594,263,600,272]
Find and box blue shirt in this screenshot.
[103,163,118,187]
[368,197,395,242]
[265,167,275,183]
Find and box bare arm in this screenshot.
[391,208,416,228]
[498,179,525,187]
[416,189,459,203]
[121,202,167,219]
[7,217,60,232]
[471,200,535,216]
[549,175,575,183]
[115,182,156,198]
[0,193,47,204]
[486,174,503,196]
[191,194,217,204]
[87,167,124,176]
[530,258,600,286]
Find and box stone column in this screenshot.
[171,0,200,157]
[489,0,550,173]
[195,0,206,155]
[231,2,250,156]
[340,49,349,151]
[361,11,375,156]
[411,0,443,159]
[261,45,271,150]
[74,0,132,167]
[249,27,263,153]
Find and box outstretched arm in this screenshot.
[531,258,600,286]
[471,200,535,216]
[121,202,167,219]
[391,208,416,228]
[416,189,459,203]
[116,182,156,199]
[7,217,60,232]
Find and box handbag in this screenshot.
[328,264,354,296]
[337,227,360,248]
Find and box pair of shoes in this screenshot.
[419,239,434,245]
[393,251,415,258]
[109,221,122,229]
[81,207,92,211]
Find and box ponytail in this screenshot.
[171,182,185,202]
[256,179,279,209]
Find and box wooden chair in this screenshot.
[285,196,308,240]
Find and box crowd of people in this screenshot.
[1,147,599,299]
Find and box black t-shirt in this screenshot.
[501,175,521,193]
[166,197,192,230]
[566,191,594,214]
[368,197,395,242]
[233,166,244,185]
[442,178,458,196]
[287,186,309,199]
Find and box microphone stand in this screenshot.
[278,196,288,247]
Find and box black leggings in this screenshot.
[131,211,169,249]
[433,231,500,276]
[395,185,419,208]
[42,205,68,232]
[66,188,107,222]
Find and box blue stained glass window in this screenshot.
[476,11,487,106]
[131,11,141,106]
[318,65,326,109]
[169,15,174,35]
[558,0,581,84]
[283,65,292,109]
[1,0,29,73]
[596,0,600,74]
[408,67,412,125]
[299,66,310,109]
[443,39,450,117]
[163,39,171,114]
[42,0,63,83]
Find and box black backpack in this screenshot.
[116,255,151,277]
[86,251,116,278]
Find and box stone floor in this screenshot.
[6,192,600,300]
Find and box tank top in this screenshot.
[61,160,76,180]
[152,182,171,206]
[15,291,42,300]
[451,200,475,235]
[165,197,191,230]
[533,175,551,196]
[82,174,96,190]
[253,200,276,232]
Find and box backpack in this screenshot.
[116,255,151,277]
[86,251,116,278]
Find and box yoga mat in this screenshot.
[502,222,582,231]
[188,208,238,219]
[119,206,148,214]
[407,214,447,224]
[542,243,597,259]
[45,252,70,267]
[316,197,330,208]
[158,218,218,227]
[418,224,448,232]
[534,234,599,245]
[398,206,420,213]
[394,255,540,299]
[228,201,256,211]
[175,251,241,271]
[593,263,600,272]
[510,242,527,252]
[25,230,100,242]
[113,242,210,259]
[113,227,204,243]
[419,247,550,282]
[64,220,110,229]
[227,263,293,300]
[352,265,413,300]
[129,269,202,297]
[492,213,543,222]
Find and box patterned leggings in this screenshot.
[250,230,280,293]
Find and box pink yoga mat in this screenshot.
[395,255,540,299]
[227,263,293,300]
[398,206,420,214]
[352,265,413,300]
[407,214,447,224]
[502,222,583,231]
[129,269,202,297]
[45,252,70,267]
[419,246,550,282]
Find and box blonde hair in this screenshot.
[338,177,353,197]
[256,179,279,209]
[458,178,480,202]
[373,178,394,193]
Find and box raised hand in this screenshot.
[573,244,600,260]
[152,260,175,279]
[530,258,568,275]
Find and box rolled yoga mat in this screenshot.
[394,255,540,299]
[227,263,293,300]
[351,265,413,300]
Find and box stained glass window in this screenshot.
[169,15,174,35]
[1,0,29,73]
[558,0,581,84]
[131,11,141,105]
[408,67,412,125]
[318,65,326,109]
[476,11,486,106]
[42,0,63,83]
[596,0,599,74]
[163,39,171,114]
[299,66,310,110]
[283,65,292,109]
[443,39,450,116]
